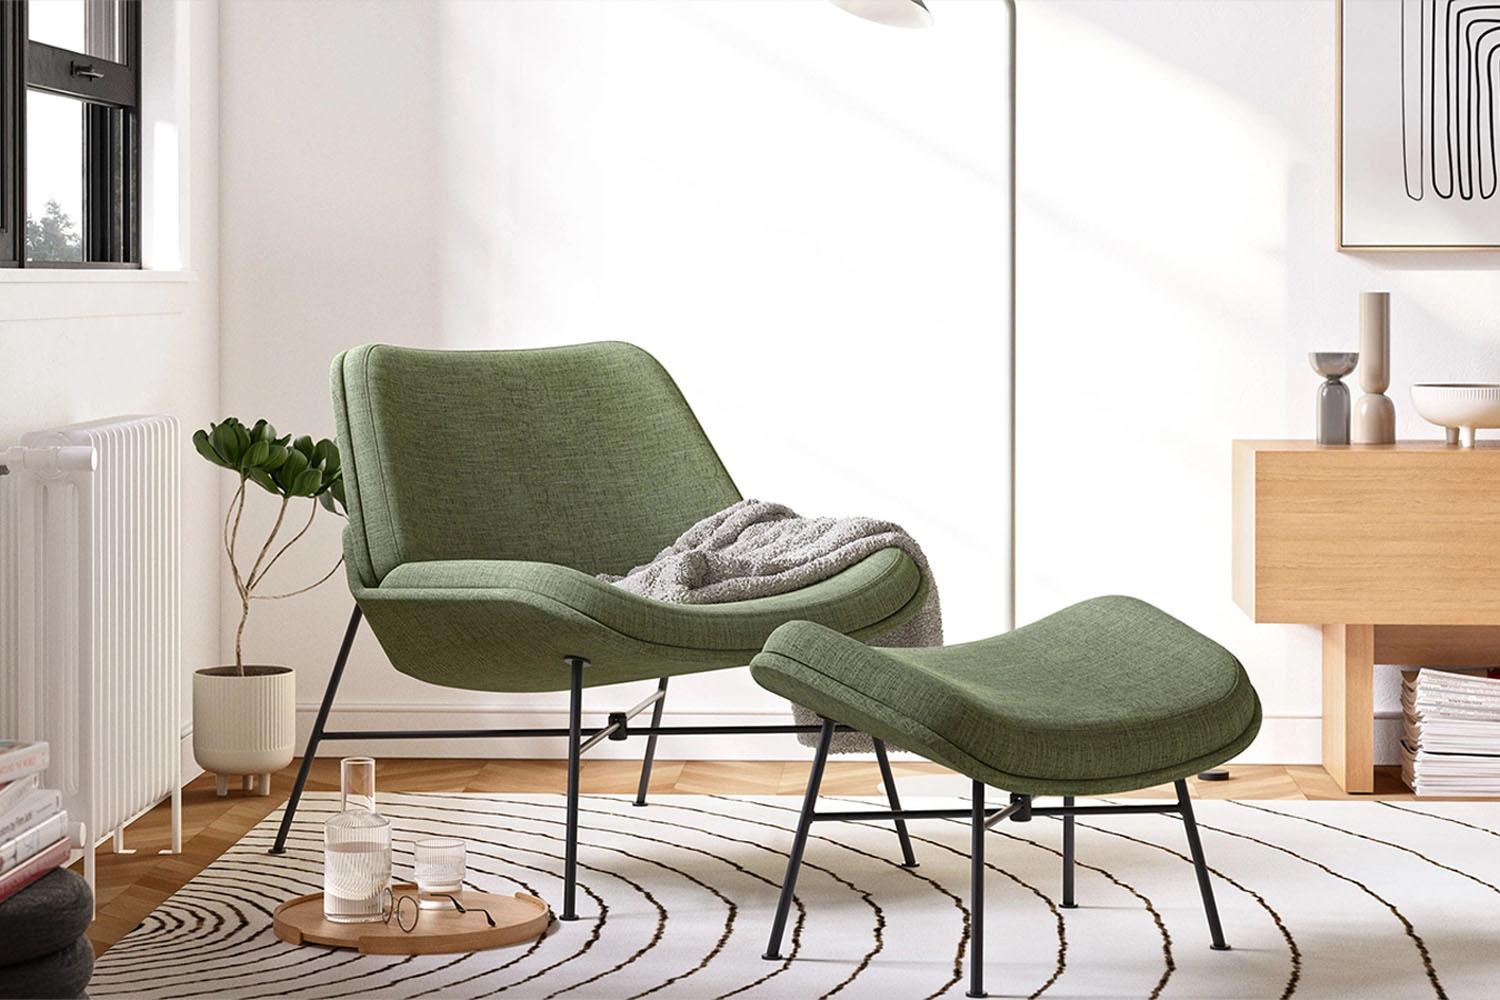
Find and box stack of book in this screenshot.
[1400,668,1500,796]
[0,740,75,902]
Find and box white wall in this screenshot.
[1016,0,1500,764]
[219,0,1012,758]
[0,1,220,765]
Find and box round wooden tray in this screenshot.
[273,884,552,955]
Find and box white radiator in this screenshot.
[1,415,183,888]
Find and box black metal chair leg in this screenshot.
[1176,779,1229,950]
[872,739,918,867]
[1061,795,1076,908]
[634,677,670,807]
[763,717,836,961]
[269,605,362,855]
[966,779,987,998]
[560,656,589,921]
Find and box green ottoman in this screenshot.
[750,595,1262,999]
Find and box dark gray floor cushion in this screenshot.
[0,869,93,966]
[0,937,93,999]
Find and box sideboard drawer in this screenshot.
[1232,440,1500,626]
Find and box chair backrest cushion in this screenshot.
[331,342,741,587]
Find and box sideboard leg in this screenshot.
[1322,624,1374,793]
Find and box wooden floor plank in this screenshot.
[1113,765,1307,801]
[1286,764,1422,800]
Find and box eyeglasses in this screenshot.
[380,890,496,933]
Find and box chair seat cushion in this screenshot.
[750,595,1262,796]
[358,547,927,691]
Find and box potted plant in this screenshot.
[191,418,346,796]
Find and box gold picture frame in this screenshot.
[1338,0,1500,251]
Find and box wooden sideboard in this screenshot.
[1232,440,1500,792]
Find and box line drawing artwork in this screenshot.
[1402,0,1500,201]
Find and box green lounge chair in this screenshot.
[268,341,930,920]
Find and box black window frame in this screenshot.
[1,0,141,268]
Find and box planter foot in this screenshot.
[243,775,254,792]
[258,773,271,796]
[215,774,228,797]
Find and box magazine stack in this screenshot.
[0,741,79,902]
[1400,669,1500,796]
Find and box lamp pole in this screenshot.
[828,0,1018,632]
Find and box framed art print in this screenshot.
[1340,0,1500,250]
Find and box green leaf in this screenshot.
[318,476,348,515]
[192,429,233,469]
[232,422,251,460]
[313,438,340,474]
[292,435,315,459]
[260,444,290,471]
[211,422,242,466]
[292,468,324,496]
[242,440,270,469]
[274,448,310,490]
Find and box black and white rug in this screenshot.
[89,793,1500,998]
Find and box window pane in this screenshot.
[26,90,84,263]
[28,0,124,63]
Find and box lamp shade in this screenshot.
[829,0,933,28]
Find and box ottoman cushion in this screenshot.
[0,937,93,999]
[751,595,1261,796]
[0,868,93,965]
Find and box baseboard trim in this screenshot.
[296,705,1403,764]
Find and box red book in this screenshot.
[0,837,70,905]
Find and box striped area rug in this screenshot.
[89,793,1500,999]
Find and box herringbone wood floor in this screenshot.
[78,759,1417,956]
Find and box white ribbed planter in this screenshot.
[193,666,295,797]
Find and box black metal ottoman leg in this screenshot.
[967,779,987,998]
[1176,779,1229,950]
[764,718,836,961]
[634,677,670,806]
[873,738,918,868]
[1061,795,1076,908]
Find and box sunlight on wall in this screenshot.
[146,121,181,269]
[139,0,191,271]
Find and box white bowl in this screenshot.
[1410,383,1500,447]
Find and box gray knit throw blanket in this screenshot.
[599,499,942,752]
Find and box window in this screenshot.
[1,0,140,267]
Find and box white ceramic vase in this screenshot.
[1353,291,1396,444]
[193,665,296,796]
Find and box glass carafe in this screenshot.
[323,757,392,922]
